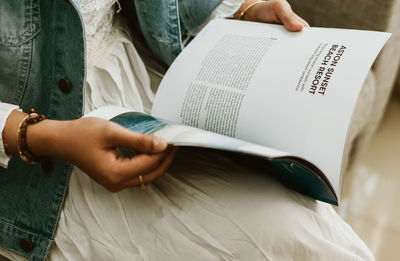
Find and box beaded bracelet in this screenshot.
[17,108,46,163]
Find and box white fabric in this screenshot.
[51,151,374,261]
[0,1,374,260]
[0,104,20,168]
[84,24,154,115]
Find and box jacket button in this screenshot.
[41,157,55,173]
[19,238,33,252]
[58,78,72,93]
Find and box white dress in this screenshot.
[0,1,374,260]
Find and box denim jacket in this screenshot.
[0,0,221,260]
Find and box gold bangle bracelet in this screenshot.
[237,0,265,20]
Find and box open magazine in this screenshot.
[89,19,390,205]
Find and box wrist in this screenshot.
[2,110,28,155]
[235,0,263,20]
[27,119,72,159]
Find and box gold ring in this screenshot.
[138,175,147,191]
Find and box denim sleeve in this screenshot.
[185,0,245,36]
[0,103,20,168]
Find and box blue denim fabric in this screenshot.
[134,0,222,65]
[0,0,221,260]
[0,0,85,260]
[179,0,223,33]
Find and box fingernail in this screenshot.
[295,19,304,27]
[297,18,308,27]
[153,137,167,150]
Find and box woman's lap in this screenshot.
[48,149,373,261]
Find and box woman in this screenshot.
[0,0,372,260]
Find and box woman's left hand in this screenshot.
[235,0,309,32]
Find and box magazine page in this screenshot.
[86,106,338,204]
[151,19,390,197]
[85,106,287,158]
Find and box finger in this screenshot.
[127,147,177,188]
[118,147,178,191]
[108,122,168,153]
[274,1,304,31]
[87,150,169,193]
[114,149,170,181]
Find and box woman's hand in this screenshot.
[235,0,309,32]
[3,110,176,192]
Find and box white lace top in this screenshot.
[77,0,155,115]
[79,0,121,65]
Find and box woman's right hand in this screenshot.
[3,110,176,192]
[235,0,309,32]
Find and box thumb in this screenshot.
[109,122,168,153]
[275,2,304,32]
